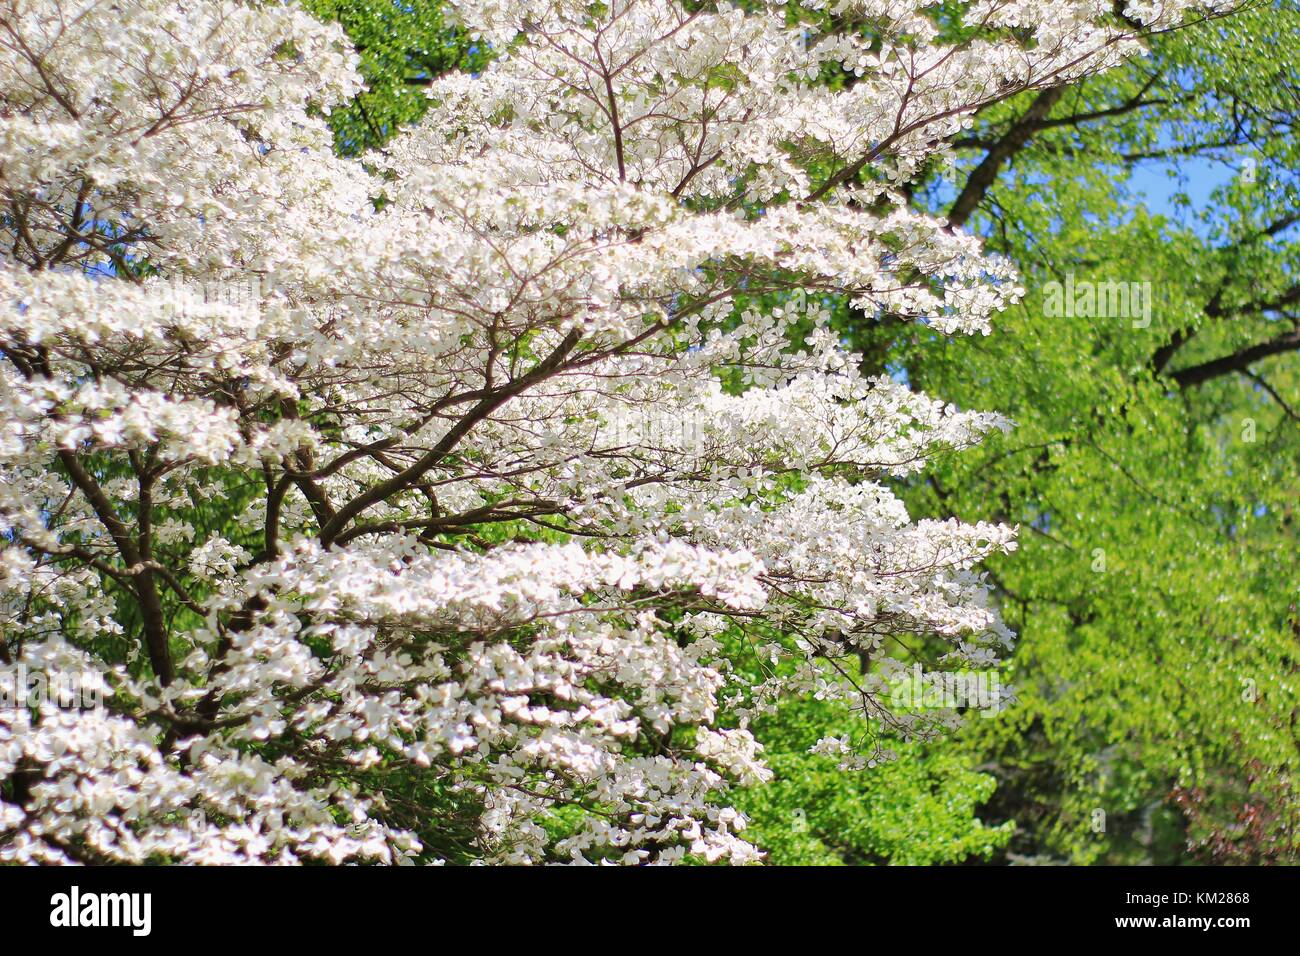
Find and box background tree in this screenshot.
[885,0,1300,863]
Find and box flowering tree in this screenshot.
[0,0,1206,864]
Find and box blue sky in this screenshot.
[1127,153,1239,237]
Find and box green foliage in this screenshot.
[735,699,1013,865]
[879,0,1300,863]
[300,0,485,155]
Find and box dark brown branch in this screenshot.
[58,449,174,685]
[1241,370,1300,422]
[318,329,583,546]
[1172,328,1300,389]
[947,86,1066,228]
